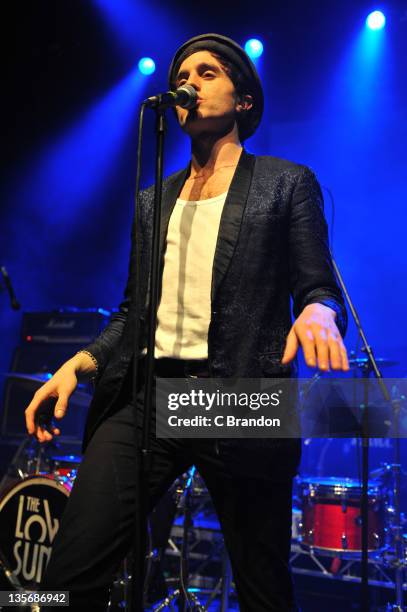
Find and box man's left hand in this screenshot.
[281,303,349,371]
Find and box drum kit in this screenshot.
[0,444,78,576]
[0,443,232,611]
[0,362,405,610]
[0,441,79,611]
[0,436,405,610]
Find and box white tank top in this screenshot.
[154,191,227,359]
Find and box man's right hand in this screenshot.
[25,352,97,442]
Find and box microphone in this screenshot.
[144,84,198,110]
[34,397,57,432]
[1,266,20,310]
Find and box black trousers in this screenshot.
[41,363,300,611]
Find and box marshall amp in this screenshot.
[2,308,111,439]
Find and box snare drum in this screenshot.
[0,474,74,588]
[299,476,384,552]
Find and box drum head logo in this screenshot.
[0,477,69,586]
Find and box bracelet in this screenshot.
[76,350,99,378]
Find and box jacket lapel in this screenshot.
[211,149,256,301]
[141,166,189,317]
[159,165,190,257]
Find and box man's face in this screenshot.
[174,50,240,138]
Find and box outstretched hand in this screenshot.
[281,303,349,371]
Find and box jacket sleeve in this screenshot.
[80,200,141,379]
[288,167,348,337]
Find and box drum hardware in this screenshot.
[49,453,81,485]
[0,434,82,497]
[341,534,348,549]
[0,438,52,496]
[291,507,302,540]
[150,466,206,611]
[146,466,233,612]
[377,463,407,577]
[375,460,407,611]
[109,466,231,610]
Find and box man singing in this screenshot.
[26,34,349,611]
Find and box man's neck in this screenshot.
[189,127,243,179]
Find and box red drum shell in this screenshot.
[300,477,384,552]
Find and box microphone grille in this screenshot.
[177,84,198,109]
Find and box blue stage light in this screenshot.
[244,39,264,59]
[138,57,156,75]
[366,10,386,30]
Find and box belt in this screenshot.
[153,357,210,378]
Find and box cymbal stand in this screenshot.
[331,256,398,611]
[390,404,405,610]
[0,436,47,495]
[152,467,234,611]
[380,388,407,611]
[153,466,205,611]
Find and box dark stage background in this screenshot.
[1,1,407,607]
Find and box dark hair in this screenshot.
[170,44,256,142]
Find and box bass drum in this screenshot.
[0,475,72,589]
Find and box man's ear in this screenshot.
[236,94,253,114]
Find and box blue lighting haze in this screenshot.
[92,0,181,55]
[13,69,145,228]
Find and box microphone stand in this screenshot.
[330,257,404,612]
[129,88,195,610]
[130,105,167,611]
[0,266,21,310]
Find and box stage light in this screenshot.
[244,39,263,59]
[366,10,386,30]
[138,57,156,75]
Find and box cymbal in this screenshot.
[1,372,92,407]
[1,372,53,383]
[50,453,82,464]
[348,357,398,369]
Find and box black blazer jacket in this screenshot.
[81,150,347,455]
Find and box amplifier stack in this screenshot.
[1,308,110,441]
